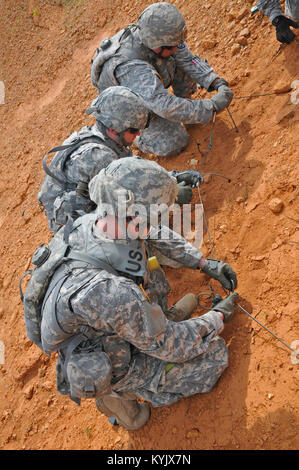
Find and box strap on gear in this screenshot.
[42,135,106,188]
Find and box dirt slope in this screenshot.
[0,0,298,450]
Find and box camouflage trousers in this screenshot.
[111,336,228,407]
[137,69,197,157]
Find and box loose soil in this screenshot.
[0,0,298,451]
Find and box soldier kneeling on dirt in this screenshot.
[38,85,203,233]
[91,2,233,157]
[21,157,238,430]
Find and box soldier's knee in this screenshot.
[157,132,190,157]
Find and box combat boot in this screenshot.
[165,293,198,322]
[95,393,150,431]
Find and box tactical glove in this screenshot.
[213,292,239,323]
[175,183,193,204]
[173,170,204,188]
[200,258,238,291]
[211,85,233,113]
[272,15,299,44]
[208,78,229,92]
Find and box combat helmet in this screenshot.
[86,86,150,133]
[88,156,178,219]
[137,2,187,49]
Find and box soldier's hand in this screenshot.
[211,85,233,113]
[272,15,299,44]
[209,78,229,92]
[200,258,237,291]
[175,183,193,204]
[175,170,204,188]
[213,292,239,323]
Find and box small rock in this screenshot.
[239,27,250,37]
[23,385,34,400]
[41,381,52,391]
[172,426,178,434]
[237,36,248,46]
[269,198,284,214]
[237,6,248,20]
[267,393,274,399]
[190,159,198,168]
[231,44,241,56]
[186,428,200,439]
[228,12,235,21]
[201,39,217,49]
[236,196,243,204]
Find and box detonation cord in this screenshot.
[198,287,297,355]
[197,192,297,356]
[198,111,216,172]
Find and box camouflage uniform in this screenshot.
[40,158,228,407]
[38,87,149,233]
[257,0,299,22]
[91,3,229,157]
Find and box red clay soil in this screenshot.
[0,0,298,451]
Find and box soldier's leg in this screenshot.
[95,392,150,430]
[136,114,189,157]
[133,336,229,407]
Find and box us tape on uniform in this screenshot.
[0,81,5,104]
[0,341,4,365]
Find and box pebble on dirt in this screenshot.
[269,198,284,214]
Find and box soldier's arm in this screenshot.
[257,0,283,22]
[174,42,219,90]
[70,273,224,363]
[148,224,203,268]
[115,60,214,125]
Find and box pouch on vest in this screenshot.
[19,228,69,349]
[66,347,113,400]
[91,29,125,88]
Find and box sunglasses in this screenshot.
[161,45,178,51]
[126,112,152,134]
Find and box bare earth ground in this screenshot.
[0,0,298,451]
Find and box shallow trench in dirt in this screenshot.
[0,0,298,450]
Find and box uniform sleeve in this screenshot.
[64,144,118,184]
[148,224,203,268]
[258,0,283,22]
[174,42,219,90]
[115,60,214,125]
[70,273,224,363]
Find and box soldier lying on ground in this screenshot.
[27,156,239,430]
[91,2,233,157]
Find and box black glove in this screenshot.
[201,258,238,291]
[213,292,239,323]
[208,78,229,92]
[173,170,204,188]
[272,15,299,44]
[175,183,193,204]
